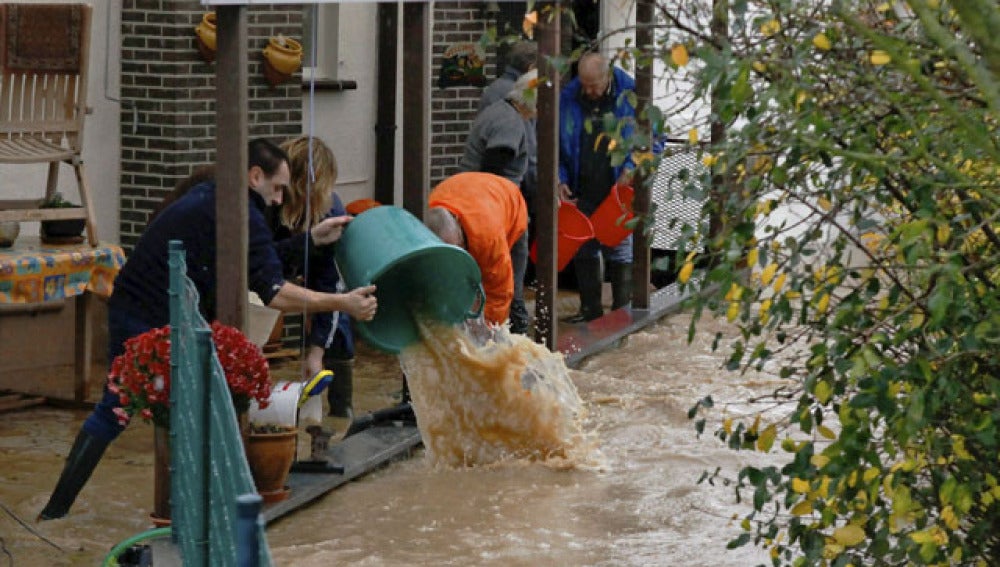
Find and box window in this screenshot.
[301,4,340,82]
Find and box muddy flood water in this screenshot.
[1,310,793,566]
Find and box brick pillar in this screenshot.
[430,2,493,187]
[119,0,303,250]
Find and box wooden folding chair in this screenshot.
[0,3,97,246]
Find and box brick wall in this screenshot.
[119,0,303,249]
[430,2,494,186]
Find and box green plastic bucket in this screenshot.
[335,205,484,353]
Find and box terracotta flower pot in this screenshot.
[245,426,297,503]
[261,35,302,86]
[152,426,171,525]
[194,12,217,63]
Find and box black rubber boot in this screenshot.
[325,358,354,419]
[38,429,110,520]
[563,257,604,323]
[610,262,634,310]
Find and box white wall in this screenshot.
[0,0,122,242]
[301,2,387,208]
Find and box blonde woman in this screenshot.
[273,135,356,418]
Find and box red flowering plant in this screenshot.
[108,321,272,428]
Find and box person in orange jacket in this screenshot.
[425,172,529,334]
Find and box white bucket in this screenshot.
[248,380,324,428]
[246,293,280,348]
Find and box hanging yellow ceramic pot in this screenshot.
[194,12,217,63]
[262,35,302,86]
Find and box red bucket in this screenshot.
[530,201,594,271]
[589,184,635,247]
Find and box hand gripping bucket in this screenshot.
[589,184,635,247]
[530,201,595,271]
[335,206,484,353]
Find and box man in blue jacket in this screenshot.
[558,52,636,322]
[39,138,378,521]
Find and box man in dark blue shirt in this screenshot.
[39,138,377,521]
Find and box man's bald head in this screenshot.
[577,53,610,101]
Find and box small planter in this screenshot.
[39,193,86,243]
[245,424,297,503]
[261,35,302,87]
[194,12,217,63]
[0,221,19,248]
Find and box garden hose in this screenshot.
[102,526,171,567]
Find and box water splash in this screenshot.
[400,320,603,469]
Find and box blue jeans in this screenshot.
[575,233,634,264]
[82,309,152,442]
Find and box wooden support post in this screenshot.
[709,0,729,245]
[374,2,399,206]
[534,1,561,349]
[215,5,249,332]
[402,2,430,220]
[632,0,655,310]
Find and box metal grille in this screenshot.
[650,145,709,251]
[169,241,272,567]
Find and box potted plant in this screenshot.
[245,422,298,503]
[39,192,86,242]
[108,321,273,522]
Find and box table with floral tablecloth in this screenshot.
[0,237,126,401]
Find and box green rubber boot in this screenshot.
[610,262,634,310]
[325,358,354,419]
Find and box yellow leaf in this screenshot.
[760,263,778,286]
[814,380,832,404]
[818,196,832,211]
[813,33,831,51]
[789,500,813,516]
[723,417,733,435]
[702,153,718,167]
[752,61,766,73]
[678,261,694,283]
[761,19,780,37]
[759,298,771,314]
[726,301,740,322]
[816,293,830,314]
[725,282,743,301]
[816,476,831,499]
[870,50,891,65]
[863,467,880,484]
[823,543,844,559]
[773,273,787,293]
[688,128,699,144]
[757,424,777,452]
[833,524,866,547]
[817,425,836,440]
[747,247,759,268]
[670,43,689,67]
[791,478,810,493]
[876,2,891,11]
[941,505,959,530]
[936,224,950,244]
